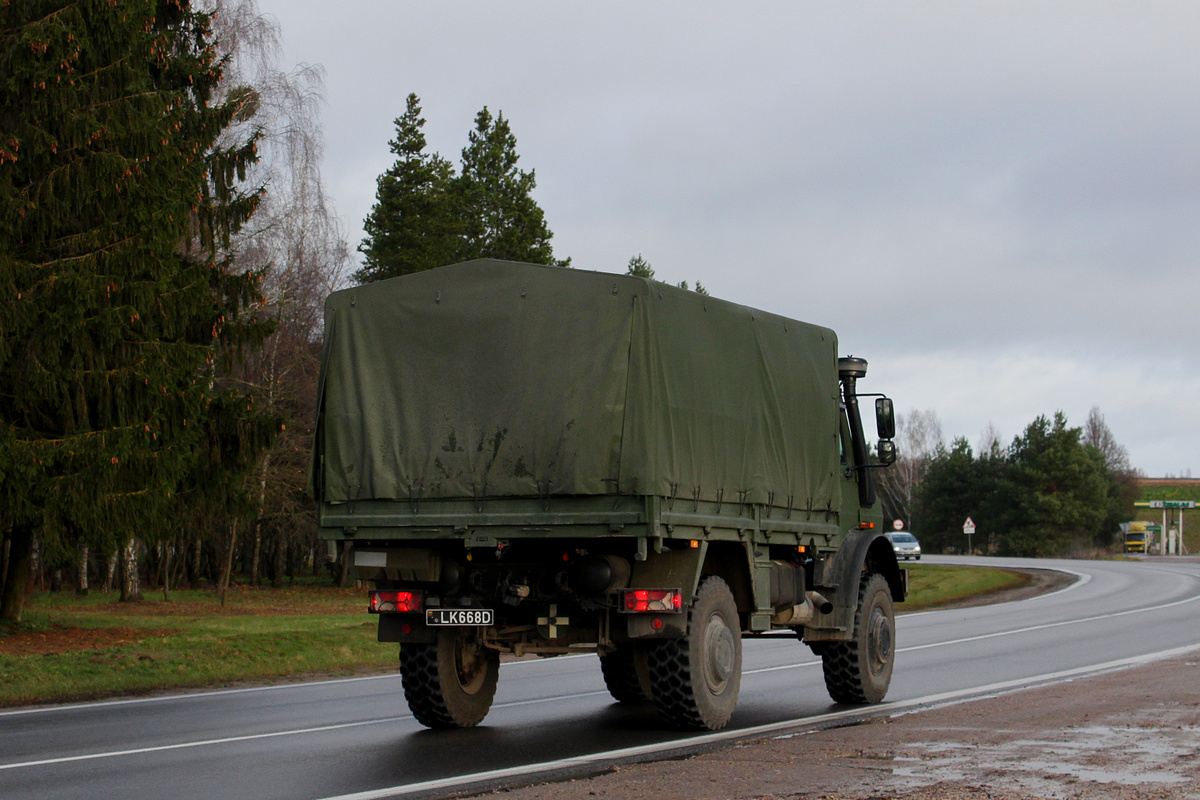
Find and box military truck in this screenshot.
[310,259,904,731]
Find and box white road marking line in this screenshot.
[0,717,409,771]
[0,673,400,718]
[746,583,1200,672]
[901,588,1200,653]
[0,690,614,772]
[0,652,590,720]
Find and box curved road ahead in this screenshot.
[3,555,1199,800]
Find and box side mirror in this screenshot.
[875,397,896,440]
[877,439,897,466]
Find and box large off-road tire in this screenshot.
[646,575,742,730]
[599,645,652,703]
[399,628,499,729]
[821,572,895,704]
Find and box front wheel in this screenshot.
[647,575,742,730]
[820,573,895,704]
[400,628,499,728]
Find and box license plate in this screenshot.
[426,608,494,626]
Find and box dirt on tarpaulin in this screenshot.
[483,653,1200,800]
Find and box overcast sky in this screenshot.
[256,1,1199,477]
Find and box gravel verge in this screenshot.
[484,653,1200,800]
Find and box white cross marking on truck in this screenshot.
[537,604,570,638]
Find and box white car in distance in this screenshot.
[887,531,922,561]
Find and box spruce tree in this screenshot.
[0,0,275,620]
[355,93,458,282]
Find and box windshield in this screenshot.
[891,534,917,543]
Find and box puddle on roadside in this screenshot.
[1005,760,1188,786]
[884,710,1200,797]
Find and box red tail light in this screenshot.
[622,589,682,613]
[369,590,422,613]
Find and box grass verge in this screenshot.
[901,562,1030,612]
[0,563,1037,707]
[0,585,396,707]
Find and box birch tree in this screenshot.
[877,409,943,532]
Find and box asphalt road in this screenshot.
[3,555,1199,800]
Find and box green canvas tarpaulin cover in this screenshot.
[312,260,841,513]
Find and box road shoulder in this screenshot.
[487,653,1200,800]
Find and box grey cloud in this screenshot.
[259,0,1200,475]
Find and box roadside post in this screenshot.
[963,517,976,555]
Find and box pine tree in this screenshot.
[355,94,458,282]
[455,107,565,266]
[913,439,983,554]
[0,0,276,620]
[625,254,656,279]
[624,253,708,294]
[356,101,569,283]
[1004,412,1109,557]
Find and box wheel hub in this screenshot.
[867,607,893,671]
[702,615,736,693]
[455,634,488,694]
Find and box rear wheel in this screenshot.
[647,575,742,730]
[599,645,652,703]
[821,572,894,704]
[400,628,499,728]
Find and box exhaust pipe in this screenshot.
[771,591,835,626]
[806,590,834,614]
[771,596,815,626]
